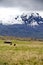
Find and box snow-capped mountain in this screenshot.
[0,12,43,38]
[15,13,43,26]
[0,12,43,26]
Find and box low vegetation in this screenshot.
[0,37,43,65]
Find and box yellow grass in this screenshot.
[0,39,43,65]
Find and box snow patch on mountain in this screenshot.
[39,21,43,24]
[30,20,38,26]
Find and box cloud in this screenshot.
[0,0,43,11]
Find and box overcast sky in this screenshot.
[0,0,43,24]
[0,0,43,11]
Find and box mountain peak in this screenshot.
[0,12,43,27]
[31,13,39,17]
[20,12,43,26]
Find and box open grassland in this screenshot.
[0,39,43,65]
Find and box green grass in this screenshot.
[0,39,43,65]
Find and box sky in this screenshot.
[0,0,43,11]
[0,0,43,24]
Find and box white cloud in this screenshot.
[0,7,22,25]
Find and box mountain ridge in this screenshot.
[0,13,43,38]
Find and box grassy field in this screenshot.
[0,39,43,65]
